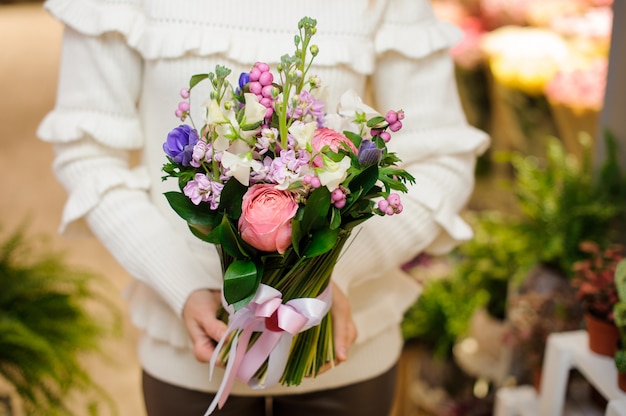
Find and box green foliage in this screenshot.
[402,132,626,361]
[614,259,626,358]
[508,133,626,277]
[0,225,120,415]
[615,350,626,373]
[402,274,488,360]
[401,211,532,358]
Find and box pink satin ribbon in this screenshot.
[203,284,332,415]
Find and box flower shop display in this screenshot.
[613,259,626,391]
[505,263,582,389]
[431,0,613,178]
[545,58,607,161]
[572,241,625,357]
[161,17,413,414]
[479,26,565,158]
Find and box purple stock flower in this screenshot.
[163,125,199,166]
[183,173,224,210]
[358,140,382,166]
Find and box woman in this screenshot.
[38,0,489,414]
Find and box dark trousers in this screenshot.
[142,364,398,416]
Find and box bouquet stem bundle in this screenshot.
[217,230,351,386]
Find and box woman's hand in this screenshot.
[314,282,357,376]
[331,282,357,363]
[182,289,228,363]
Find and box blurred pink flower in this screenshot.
[480,0,530,29]
[550,6,613,41]
[451,16,487,69]
[545,58,608,111]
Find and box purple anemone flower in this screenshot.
[163,125,199,166]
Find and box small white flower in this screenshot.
[316,155,351,191]
[206,99,229,124]
[221,150,262,186]
[337,89,379,118]
[288,121,317,150]
[243,93,268,126]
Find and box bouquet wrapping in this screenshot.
[161,17,414,414]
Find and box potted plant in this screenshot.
[0,225,120,415]
[613,258,626,392]
[571,241,626,357]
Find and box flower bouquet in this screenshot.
[161,17,413,413]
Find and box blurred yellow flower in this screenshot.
[481,26,570,95]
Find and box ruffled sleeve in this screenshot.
[37,17,221,322]
[43,0,144,44]
[374,0,463,59]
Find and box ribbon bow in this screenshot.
[203,284,332,415]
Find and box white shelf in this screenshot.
[495,330,626,416]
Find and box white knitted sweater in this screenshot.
[39,0,489,395]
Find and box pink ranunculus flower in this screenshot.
[238,184,298,254]
[311,128,358,168]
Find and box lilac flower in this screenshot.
[288,90,325,126]
[255,127,278,155]
[358,140,383,166]
[163,125,199,166]
[190,140,213,168]
[183,173,224,210]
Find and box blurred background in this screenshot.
[0,0,623,415]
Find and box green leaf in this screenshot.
[219,179,248,219]
[348,164,379,194]
[291,218,303,256]
[300,187,331,233]
[164,192,218,226]
[366,116,386,128]
[189,74,210,89]
[223,260,260,310]
[188,223,220,244]
[303,227,340,258]
[343,131,363,150]
[329,207,342,230]
[218,215,248,258]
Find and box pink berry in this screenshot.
[180,88,190,99]
[386,207,395,216]
[385,110,397,124]
[397,110,405,121]
[175,109,184,118]
[262,85,274,98]
[178,101,190,112]
[378,200,389,212]
[264,107,274,119]
[331,189,344,202]
[249,81,262,95]
[310,177,321,188]
[302,175,312,185]
[388,193,401,207]
[259,71,274,86]
[389,121,402,132]
[334,199,346,209]
[249,67,261,82]
[380,132,391,142]
[256,62,270,72]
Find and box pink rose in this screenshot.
[238,184,298,254]
[311,128,358,167]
